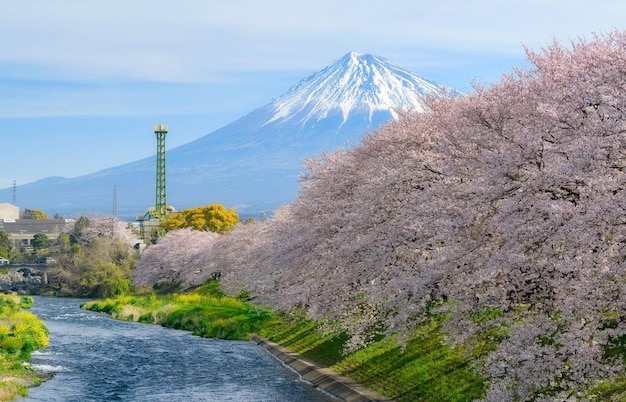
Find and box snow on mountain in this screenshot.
[0,52,462,218]
[265,51,456,126]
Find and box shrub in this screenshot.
[1,337,23,353]
[13,312,49,350]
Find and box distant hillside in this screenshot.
[0,52,460,218]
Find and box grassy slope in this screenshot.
[83,283,486,401]
[258,311,485,402]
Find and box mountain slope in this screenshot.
[0,52,461,218]
[264,52,454,126]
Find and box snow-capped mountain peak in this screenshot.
[265,52,459,127]
[2,52,463,217]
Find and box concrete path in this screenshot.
[253,336,394,402]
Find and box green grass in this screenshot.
[82,282,273,340]
[83,282,486,401]
[259,316,350,367]
[259,313,485,402]
[332,331,484,401]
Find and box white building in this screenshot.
[0,203,19,220]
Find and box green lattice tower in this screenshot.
[154,124,168,218]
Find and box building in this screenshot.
[0,219,75,250]
[0,203,19,220]
[0,203,75,250]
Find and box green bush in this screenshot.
[85,301,121,314]
[139,312,154,323]
[1,337,24,353]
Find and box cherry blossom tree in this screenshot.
[77,217,137,248]
[133,228,220,289]
[133,31,626,399]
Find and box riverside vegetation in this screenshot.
[0,294,49,401]
[0,208,238,401]
[81,279,626,401]
[82,281,485,401]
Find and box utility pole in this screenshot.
[112,185,118,238]
[113,185,118,217]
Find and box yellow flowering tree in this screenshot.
[22,209,48,219]
[165,204,239,234]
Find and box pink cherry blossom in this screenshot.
[134,31,626,399]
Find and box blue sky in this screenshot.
[1,0,626,190]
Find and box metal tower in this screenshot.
[154,124,168,218]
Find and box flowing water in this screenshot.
[23,297,337,401]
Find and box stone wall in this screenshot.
[0,268,48,294]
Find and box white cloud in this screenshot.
[4,0,626,83]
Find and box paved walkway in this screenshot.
[253,337,394,402]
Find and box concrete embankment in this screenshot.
[253,336,394,402]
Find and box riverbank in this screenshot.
[254,336,391,402]
[81,283,486,401]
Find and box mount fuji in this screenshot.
[1,52,462,218]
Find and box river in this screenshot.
[23,297,338,401]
